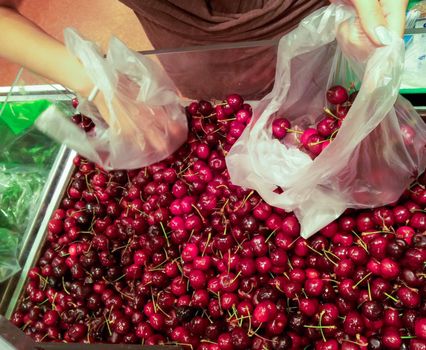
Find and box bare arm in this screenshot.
[0,1,93,96]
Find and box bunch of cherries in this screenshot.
[272,85,416,158]
[10,90,426,350]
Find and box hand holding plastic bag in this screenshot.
[226,3,426,238]
[35,29,188,170]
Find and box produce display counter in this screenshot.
[0,30,425,348]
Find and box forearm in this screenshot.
[0,6,93,96]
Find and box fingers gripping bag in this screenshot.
[35,29,188,170]
[226,3,426,238]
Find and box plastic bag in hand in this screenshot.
[35,29,188,170]
[226,3,426,238]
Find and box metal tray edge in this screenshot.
[1,146,76,317]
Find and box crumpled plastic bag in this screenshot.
[0,228,20,283]
[35,28,188,170]
[0,164,46,233]
[226,3,426,238]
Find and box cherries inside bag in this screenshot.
[36,29,188,170]
[226,3,426,238]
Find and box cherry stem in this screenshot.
[310,139,331,146]
[219,117,236,122]
[112,244,129,253]
[104,314,112,336]
[159,222,170,247]
[156,304,171,318]
[323,278,340,284]
[351,231,368,252]
[177,163,193,177]
[192,204,206,223]
[219,198,230,215]
[275,282,285,294]
[286,128,303,134]
[362,230,390,236]
[227,309,236,322]
[324,107,339,120]
[343,339,366,347]
[86,323,91,343]
[306,244,324,257]
[353,272,372,289]
[410,208,426,213]
[384,292,399,303]
[148,258,170,272]
[62,276,70,295]
[187,229,195,244]
[322,249,338,266]
[246,308,252,335]
[232,236,245,253]
[202,232,212,257]
[203,310,213,324]
[248,323,263,338]
[367,281,372,301]
[323,249,341,261]
[288,236,300,249]
[231,271,242,285]
[329,128,339,141]
[151,287,158,313]
[265,229,278,243]
[173,343,193,350]
[227,249,232,274]
[38,298,50,306]
[253,333,272,343]
[319,310,327,342]
[35,272,49,285]
[217,292,223,314]
[112,274,126,283]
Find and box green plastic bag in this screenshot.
[0,228,20,283]
[0,108,59,167]
[0,100,51,135]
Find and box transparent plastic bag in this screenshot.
[227,3,426,238]
[0,228,20,283]
[35,29,188,170]
[0,164,46,232]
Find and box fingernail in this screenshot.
[375,26,392,45]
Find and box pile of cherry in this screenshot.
[10,89,426,350]
[272,85,415,158]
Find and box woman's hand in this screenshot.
[348,0,408,45]
[333,0,408,61]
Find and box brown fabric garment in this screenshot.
[119,0,329,99]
